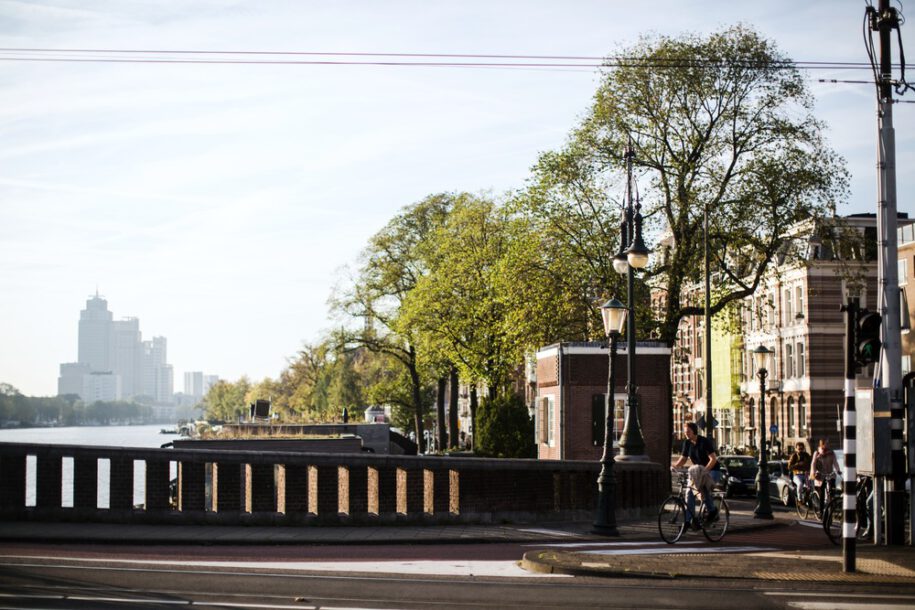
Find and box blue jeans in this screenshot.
[686,470,722,522]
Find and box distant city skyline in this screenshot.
[59,292,176,403]
[1,1,912,396]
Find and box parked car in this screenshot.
[767,460,795,506]
[719,455,759,497]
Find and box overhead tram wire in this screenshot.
[0,47,891,72]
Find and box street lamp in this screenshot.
[752,344,774,519]
[593,297,627,535]
[614,140,650,460]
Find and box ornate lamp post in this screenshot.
[593,297,627,536]
[612,140,650,460]
[752,344,774,519]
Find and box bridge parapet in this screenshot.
[0,442,665,525]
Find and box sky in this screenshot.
[1,1,912,397]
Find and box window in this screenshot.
[787,396,796,437]
[749,398,756,429]
[902,288,911,332]
[796,286,805,320]
[785,343,794,378]
[546,396,555,446]
[798,396,807,434]
[900,257,908,286]
[537,396,555,446]
[592,394,625,447]
[796,341,806,378]
[784,289,793,325]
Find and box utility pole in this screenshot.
[869,0,905,544]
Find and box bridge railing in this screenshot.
[0,442,665,525]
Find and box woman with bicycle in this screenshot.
[809,438,840,514]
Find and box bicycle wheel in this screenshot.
[824,498,841,545]
[701,495,730,542]
[810,492,823,522]
[658,495,687,544]
[795,490,811,519]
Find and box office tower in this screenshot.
[61,293,174,403]
[77,292,112,371]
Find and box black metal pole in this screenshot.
[618,143,646,458]
[594,332,621,535]
[754,367,774,519]
[704,201,713,441]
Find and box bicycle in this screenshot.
[823,475,872,546]
[658,469,730,544]
[796,472,837,521]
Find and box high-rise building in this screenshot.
[112,317,141,398]
[183,371,218,401]
[59,293,173,404]
[77,292,112,371]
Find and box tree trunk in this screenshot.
[448,365,459,449]
[408,345,425,453]
[436,376,447,452]
[469,385,478,451]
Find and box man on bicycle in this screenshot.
[809,438,840,510]
[671,422,722,527]
[787,441,811,502]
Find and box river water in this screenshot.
[0,424,182,508]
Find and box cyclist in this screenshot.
[671,422,722,528]
[787,441,811,503]
[809,438,840,511]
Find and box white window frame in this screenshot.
[796,341,805,378]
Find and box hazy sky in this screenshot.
[1,1,912,397]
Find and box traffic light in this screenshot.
[855,309,882,366]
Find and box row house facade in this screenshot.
[673,213,912,455]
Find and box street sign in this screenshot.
[769,424,778,435]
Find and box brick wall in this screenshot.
[535,343,672,465]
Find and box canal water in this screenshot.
[0,424,182,508]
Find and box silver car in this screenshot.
[767,460,795,506]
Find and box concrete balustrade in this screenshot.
[0,442,665,526]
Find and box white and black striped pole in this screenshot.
[841,301,857,572]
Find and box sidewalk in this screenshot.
[1,508,913,585]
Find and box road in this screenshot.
[1,501,913,609]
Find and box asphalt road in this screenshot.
[1,500,913,609]
[3,553,915,610]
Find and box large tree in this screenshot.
[512,25,848,346]
[402,195,521,399]
[332,194,454,451]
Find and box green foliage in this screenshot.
[202,377,251,421]
[400,194,522,395]
[511,25,848,346]
[475,394,535,458]
[0,384,154,426]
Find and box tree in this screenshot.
[402,195,521,398]
[202,377,251,421]
[332,194,454,451]
[512,26,848,346]
[475,394,535,458]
